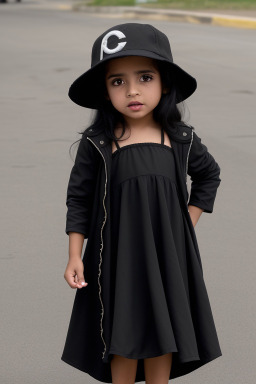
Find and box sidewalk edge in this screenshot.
[72,5,256,29]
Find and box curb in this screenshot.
[72,5,256,29]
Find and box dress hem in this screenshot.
[108,347,179,360]
[61,355,107,383]
[108,348,203,362]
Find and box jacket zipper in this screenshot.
[185,129,194,204]
[87,137,107,360]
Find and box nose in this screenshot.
[126,81,140,97]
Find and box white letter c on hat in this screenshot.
[100,30,127,61]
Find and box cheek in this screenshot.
[149,83,162,102]
[155,81,163,93]
[107,87,122,104]
[148,79,162,93]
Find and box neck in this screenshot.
[123,113,160,132]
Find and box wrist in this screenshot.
[68,232,84,260]
[68,253,82,261]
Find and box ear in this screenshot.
[162,87,169,95]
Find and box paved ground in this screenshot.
[0,1,256,383]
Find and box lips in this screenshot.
[128,101,143,107]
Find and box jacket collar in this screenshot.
[85,122,193,147]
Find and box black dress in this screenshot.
[107,126,222,377]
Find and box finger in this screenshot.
[76,268,88,289]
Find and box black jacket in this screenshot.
[61,122,221,381]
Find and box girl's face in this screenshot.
[105,56,163,125]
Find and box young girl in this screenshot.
[61,23,222,384]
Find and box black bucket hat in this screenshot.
[69,23,197,109]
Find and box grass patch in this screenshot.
[84,0,256,9]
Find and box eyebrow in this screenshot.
[107,69,156,80]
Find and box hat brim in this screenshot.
[68,49,197,109]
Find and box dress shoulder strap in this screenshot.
[113,137,120,150]
[161,126,164,145]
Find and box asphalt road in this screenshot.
[0,1,256,383]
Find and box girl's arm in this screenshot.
[65,132,99,238]
[64,131,99,289]
[187,131,221,214]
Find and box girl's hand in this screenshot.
[188,204,204,227]
[64,258,88,289]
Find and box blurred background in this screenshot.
[0,1,256,383]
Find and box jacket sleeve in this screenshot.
[187,131,221,213]
[65,134,98,238]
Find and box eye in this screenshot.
[112,78,124,86]
[140,74,153,82]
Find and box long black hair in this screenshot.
[69,59,189,158]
